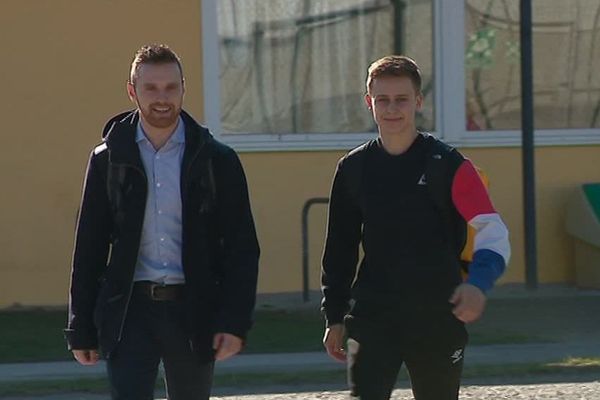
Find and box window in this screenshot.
[203,0,600,149]
[465,0,600,131]
[204,0,435,149]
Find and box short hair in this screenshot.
[129,44,183,85]
[366,55,421,94]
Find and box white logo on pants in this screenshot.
[451,348,463,364]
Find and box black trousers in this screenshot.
[106,290,214,400]
[345,304,468,400]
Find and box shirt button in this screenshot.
[160,237,165,242]
[163,262,168,267]
[156,183,161,188]
[156,155,160,159]
[158,210,163,214]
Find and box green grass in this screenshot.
[2,357,600,397]
[1,295,599,362]
[0,309,70,363]
[467,296,600,344]
[0,378,110,396]
[245,308,549,354]
[244,309,324,353]
[0,307,540,363]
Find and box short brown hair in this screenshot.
[366,55,421,94]
[129,44,183,85]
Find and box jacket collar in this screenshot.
[180,110,213,185]
[103,109,212,171]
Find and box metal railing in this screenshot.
[301,197,329,302]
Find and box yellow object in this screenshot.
[460,166,489,266]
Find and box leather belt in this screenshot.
[133,281,185,301]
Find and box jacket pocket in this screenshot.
[93,281,124,330]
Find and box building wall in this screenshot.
[243,146,600,294]
[1,1,598,308]
[0,0,204,307]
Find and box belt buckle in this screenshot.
[149,283,165,300]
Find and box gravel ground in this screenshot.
[4,377,600,400]
[212,382,600,400]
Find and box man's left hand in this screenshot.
[449,283,486,323]
[213,333,243,361]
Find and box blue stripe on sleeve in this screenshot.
[466,249,506,293]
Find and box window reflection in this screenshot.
[466,0,600,130]
[218,0,434,134]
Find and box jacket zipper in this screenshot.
[181,143,203,352]
[112,161,147,347]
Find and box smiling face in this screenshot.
[365,75,423,137]
[127,62,184,130]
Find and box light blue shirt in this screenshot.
[133,118,186,284]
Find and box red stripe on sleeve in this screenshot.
[451,160,496,221]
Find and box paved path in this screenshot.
[2,339,600,399]
[2,341,600,382]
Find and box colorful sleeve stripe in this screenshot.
[469,213,511,265]
[451,159,496,221]
[451,159,512,292]
[467,249,506,293]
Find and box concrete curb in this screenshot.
[2,341,600,383]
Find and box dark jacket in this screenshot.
[321,135,464,326]
[64,110,260,361]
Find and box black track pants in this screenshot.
[345,306,468,400]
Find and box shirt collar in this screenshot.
[135,116,186,144]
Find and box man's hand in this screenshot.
[213,333,243,361]
[450,283,486,323]
[323,324,346,363]
[72,349,100,365]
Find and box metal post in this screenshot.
[301,198,330,302]
[520,0,538,289]
[391,0,406,55]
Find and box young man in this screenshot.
[64,44,260,400]
[321,55,510,400]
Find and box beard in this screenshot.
[139,102,182,129]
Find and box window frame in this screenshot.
[201,0,600,152]
[444,0,600,147]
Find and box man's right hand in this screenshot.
[323,323,346,363]
[72,349,100,365]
